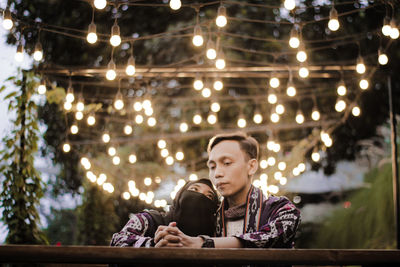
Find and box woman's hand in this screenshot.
[154,222,203,248]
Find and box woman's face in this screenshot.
[187,182,216,201]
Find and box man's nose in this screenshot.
[214,165,224,178]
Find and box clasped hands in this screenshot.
[154,222,203,248]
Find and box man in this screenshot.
[155,132,300,249]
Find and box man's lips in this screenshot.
[216,182,228,188]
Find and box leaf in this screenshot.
[4,91,17,100]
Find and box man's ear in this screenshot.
[247,158,258,176]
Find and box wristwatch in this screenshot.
[198,235,215,248]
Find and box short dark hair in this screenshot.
[207,132,259,160]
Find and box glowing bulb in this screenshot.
[207,113,217,124]
[270,113,279,123]
[161,148,169,158]
[216,6,227,27]
[284,0,296,11]
[76,99,84,112]
[296,44,307,62]
[274,172,282,180]
[215,50,225,69]
[335,99,346,112]
[102,133,110,143]
[276,104,285,115]
[189,173,198,181]
[289,26,299,48]
[129,154,137,164]
[299,66,309,78]
[64,101,72,111]
[312,151,320,162]
[133,101,142,111]
[211,102,221,112]
[126,56,136,76]
[267,156,276,166]
[2,9,13,30]
[267,140,275,151]
[135,114,144,124]
[202,87,212,98]
[253,113,263,124]
[94,0,107,10]
[278,162,287,171]
[206,40,217,59]
[213,80,223,91]
[66,87,75,103]
[63,143,71,153]
[158,139,166,149]
[87,114,96,126]
[378,50,388,65]
[390,20,399,39]
[106,60,117,81]
[193,113,202,124]
[298,163,306,172]
[279,177,287,185]
[328,7,339,31]
[175,151,184,161]
[124,124,133,135]
[87,23,97,44]
[268,93,277,104]
[15,45,24,62]
[286,84,296,97]
[295,111,305,124]
[147,117,156,127]
[359,79,369,90]
[192,25,204,47]
[292,167,300,176]
[193,77,204,90]
[123,192,130,200]
[382,18,391,36]
[352,106,361,117]
[180,122,188,133]
[112,156,120,165]
[237,117,246,128]
[38,82,46,95]
[142,99,152,110]
[144,177,152,186]
[114,92,124,110]
[169,0,181,10]
[108,146,116,156]
[33,42,43,61]
[337,81,347,96]
[356,56,366,74]
[324,138,333,147]
[110,23,121,47]
[70,124,79,134]
[311,109,320,121]
[272,143,281,153]
[166,156,174,165]
[269,77,280,88]
[75,111,83,120]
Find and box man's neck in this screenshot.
[227,183,252,207]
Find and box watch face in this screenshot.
[202,238,215,248]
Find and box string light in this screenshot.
[284,0,296,11]
[356,56,366,74]
[352,105,361,116]
[160,148,169,158]
[267,156,276,166]
[66,84,75,103]
[63,142,71,153]
[328,6,340,31]
[237,115,247,128]
[253,111,263,124]
[102,132,110,143]
[37,81,46,95]
[106,59,117,81]
[312,149,320,162]
[94,0,107,10]
[216,5,227,28]
[124,124,133,135]
[296,43,307,62]
[206,39,217,60]
[135,114,144,124]
[268,93,277,104]
[211,101,221,112]
[298,64,309,78]
[275,103,285,115]
[126,56,136,76]
[193,74,204,90]
[289,25,300,48]
[382,17,391,36]
[144,106,153,116]
[114,91,124,110]
[286,81,296,97]
[267,140,275,151]
[337,80,347,96]
[15,44,24,62]
[144,177,152,186]
[63,101,72,111]
[75,111,83,120]
[278,162,286,171]
[122,192,130,200]
[133,101,142,111]
[80,157,91,170]
[270,113,279,123]
[207,112,217,124]
[295,110,305,124]
[378,48,388,65]
[112,156,121,165]
[129,154,137,164]
[279,177,287,185]
[192,25,204,47]
[87,23,98,44]
[359,78,369,90]
[268,185,279,194]
[110,21,121,47]
[311,107,320,121]
[108,146,116,156]
[335,98,346,112]
[76,97,84,112]
[169,0,181,10]
[147,117,156,127]
[142,99,152,110]
[179,122,189,133]
[2,8,13,30]
[213,79,223,91]
[259,159,268,169]
[193,112,202,125]
[175,150,184,161]
[269,76,280,88]
[189,173,198,181]
[70,124,79,134]
[166,156,174,165]
[292,167,300,176]
[274,171,282,180]
[390,19,399,39]
[298,163,306,172]
[33,42,43,61]
[215,50,226,69]
[87,113,96,126]
[201,87,212,98]
[158,139,166,149]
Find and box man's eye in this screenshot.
[224,161,231,165]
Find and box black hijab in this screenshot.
[147,178,219,237]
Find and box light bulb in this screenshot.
[359,79,369,90]
[193,113,202,124]
[215,50,226,69]
[70,124,79,134]
[207,113,217,124]
[66,86,75,103]
[15,44,24,62]
[269,77,280,88]
[2,9,13,30]
[259,160,268,169]
[129,154,137,164]
[311,108,320,121]
[390,20,399,39]
[324,137,333,147]
[274,172,282,180]
[33,42,43,61]
[237,116,246,128]
[273,143,281,153]
[270,113,279,123]
[267,156,276,166]
[142,99,152,110]
[382,18,391,36]
[276,104,285,115]
[299,66,309,78]
[312,151,320,162]
[123,192,130,200]
[175,151,184,161]
[64,101,72,111]
[106,59,117,81]
[335,99,346,112]
[135,114,144,124]
[267,140,275,151]
[216,6,227,27]
[192,25,204,47]
[126,56,136,76]
[166,156,174,165]
[210,102,220,113]
[296,44,307,62]
[213,80,223,91]
[114,91,124,110]
[102,133,110,143]
[286,84,296,97]
[206,39,217,59]
[295,111,305,124]
[161,148,169,158]
[356,56,366,74]
[378,50,388,65]
[284,0,296,11]
[63,142,71,153]
[147,117,156,127]
[75,111,83,120]
[352,106,361,116]
[298,163,306,172]
[337,81,347,96]
[253,113,263,124]
[268,93,277,104]
[193,76,204,90]
[87,114,96,126]
[124,124,133,135]
[202,87,211,98]
[112,156,120,165]
[328,7,339,31]
[278,162,287,171]
[289,26,300,48]
[279,177,287,185]
[94,0,107,10]
[158,139,166,149]
[108,146,116,156]
[133,101,142,111]
[38,82,46,95]
[180,122,188,133]
[87,23,98,44]
[169,0,181,10]
[189,173,198,181]
[110,23,121,47]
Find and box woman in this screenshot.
[110,178,219,247]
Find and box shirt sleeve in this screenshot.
[110,212,157,247]
[234,197,301,248]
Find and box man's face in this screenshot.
[207,140,254,199]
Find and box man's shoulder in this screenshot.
[262,194,299,214]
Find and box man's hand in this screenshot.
[154,222,203,248]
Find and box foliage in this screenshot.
[44,208,78,245]
[0,71,48,244]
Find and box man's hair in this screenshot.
[207,132,259,160]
